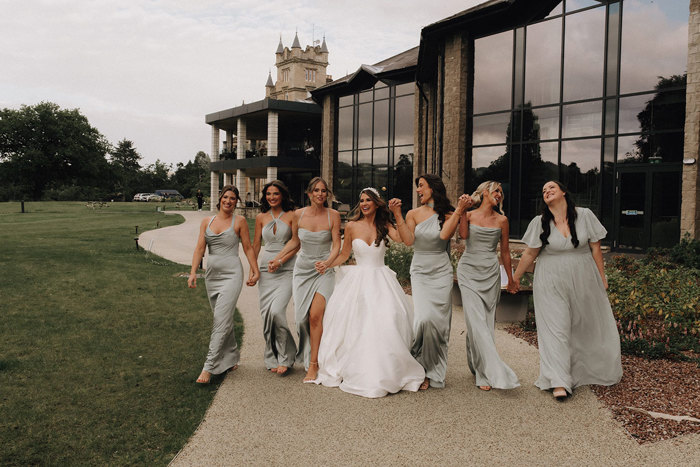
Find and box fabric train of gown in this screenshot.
[314,239,425,398]
[257,211,297,370]
[521,207,622,393]
[457,224,519,389]
[410,213,453,388]
[293,209,335,370]
[203,215,243,374]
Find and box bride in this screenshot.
[313,188,425,398]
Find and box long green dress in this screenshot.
[410,213,453,388]
[522,207,622,393]
[203,215,243,374]
[457,224,519,389]
[293,208,335,370]
[257,211,297,370]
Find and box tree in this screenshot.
[170,151,210,198]
[0,102,110,200]
[109,139,142,201]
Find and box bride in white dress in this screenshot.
[313,188,425,398]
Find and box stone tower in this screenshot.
[268,33,330,101]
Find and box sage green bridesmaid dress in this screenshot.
[521,207,622,394]
[258,211,297,370]
[410,213,453,388]
[457,224,519,389]
[293,208,335,369]
[203,215,243,374]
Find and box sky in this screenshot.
[0,0,482,167]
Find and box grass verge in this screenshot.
[0,201,242,465]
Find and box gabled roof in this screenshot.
[310,46,418,101]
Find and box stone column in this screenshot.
[210,125,220,211]
[226,130,233,152]
[682,0,700,239]
[236,118,247,191]
[321,95,336,189]
[266,166,278,183]
[268,111,279,157]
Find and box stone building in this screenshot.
[206,33,332,208]
[312,0,699,249]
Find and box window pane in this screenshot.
[525,18,562,106]
[335,151,353,205]
[546,2,563,18]
[355,149,372,198]
[394,95,414,146]
[395,82,414,96]
[514,27,525,108]
[530,106,560,141]
[474,31,513,113]
[393,148,414,208]
[375,86,390,100]
[605,2,620,96]
[604,98,616,135]
[373,99,389,147]
[560,138,601,212]
[357,103,372,149]
[563,6,605,101]
[620,0,689,94]
[467,145,510,192]
[618,93,652,134]
[473,112,510,146]
[617,134,643,163]
[566,0,603,12]
[359,90,372,103]
[562,100,602,138]
[521,141,559,229]
[338,106,354,151]
[339,95,353,107]
[374,147,389,191]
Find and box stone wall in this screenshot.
[682,0,700,238]
[321,94,336,191]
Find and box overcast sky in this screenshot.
[0,0,481,167]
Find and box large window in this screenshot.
[335,82,414,207]
[469,0,688,236]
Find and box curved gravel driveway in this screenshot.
[141,211,698,466]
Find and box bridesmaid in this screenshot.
[253,180,299,376]
[513,181,622,400]
[270,177,341,382]
[450,181,520,391]
[188,185,260,384]
[389,174,455,390]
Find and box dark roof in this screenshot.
[417,0,561,81]
[320,36,328,53]
[292,32,301,48]
[310,46,418,101]
[265,72,274,87]
[276,37,284,54]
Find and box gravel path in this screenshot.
[141,211,699,466]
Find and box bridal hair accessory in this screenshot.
[360,187,381,199]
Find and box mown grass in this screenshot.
[0,201,243,465]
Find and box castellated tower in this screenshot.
[266,32,331,101]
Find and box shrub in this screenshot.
[384,242,413,285]
[668,233,700,269]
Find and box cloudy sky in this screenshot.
[0,0,481,166]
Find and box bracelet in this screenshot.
[278,259,283,266]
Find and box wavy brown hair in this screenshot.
[416,174,454,228]
[217,185,239,210]
[348,188,392,247]
[260,180,295,213]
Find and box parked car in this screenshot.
[145,193,163,202]
[133,193,149,202]
[154,189,184,201]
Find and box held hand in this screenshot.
[506,278,519,294]
[388,198,402,215]
[315,261,328,275]
[267,259,280,273]
[188,273,197,288]
[457,194,473,214]
[247,270,260,286]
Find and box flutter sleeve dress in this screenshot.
[521,207,622,393]
[202,215,243,374]
[409,213,453,388]
[293,208,335,370]
[457,224,519,389]
[257,211,297,370]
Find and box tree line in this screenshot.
[0,102,210,201]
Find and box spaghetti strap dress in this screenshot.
[457,224,519,389]
[257,211,297,370]
[293,208,335,369]
[203,215,243,374]
[521,207,622,393]
[410,213,453,388]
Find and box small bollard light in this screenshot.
[134,237,140,250]
[135,225,138,234]
[21,201,25,213]
[156,221,160,228]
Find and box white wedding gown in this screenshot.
[313,239,425,398]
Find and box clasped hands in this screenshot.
[506,278,519,294]
[457,194,474,213]
[267,258,329,275]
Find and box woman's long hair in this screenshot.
[348,187,392,247]
[470,180,504,215]
[305,176,333,207]
[416,174,454,228]
[540,181,579,249]
[217,184,239,210]
[260,180,295,213]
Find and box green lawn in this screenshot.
[0,201,243,465]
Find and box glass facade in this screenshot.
[335,82,414,208]
[469,0,688,240]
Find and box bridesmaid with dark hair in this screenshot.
[253,180,298,375]
[389,174,456,390]
[270,177,341,382]
[188,185,260,384]
[513,180,622,400]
